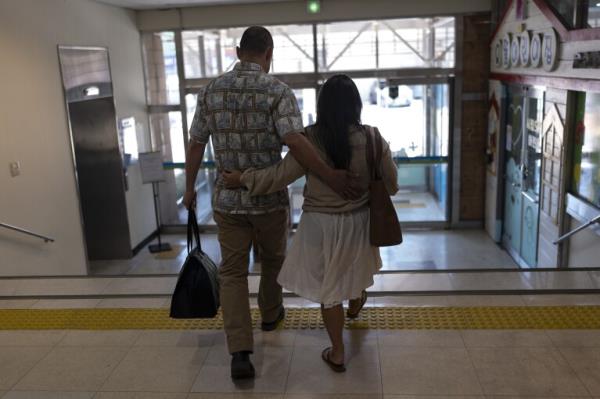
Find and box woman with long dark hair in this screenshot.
[223,74,398,371]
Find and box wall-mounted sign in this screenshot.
[494,30,557,71]
[530,33,542,67]
[511,35,521,67]
[520,31,531,67]
[502,34,512,69]
[542,28,559,72]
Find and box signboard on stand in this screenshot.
[139,151,166,184]
[139,151,171,253]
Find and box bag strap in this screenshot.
[365,126,383,181]
[187,209,202,253]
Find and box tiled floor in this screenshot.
[393,191,446,222]
[89,229,517,276]
[2,295,600,397]
[1,324,600,397]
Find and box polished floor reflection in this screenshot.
[393,191,446,222]
[90,229,516,276]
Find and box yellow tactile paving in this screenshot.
[2,307,600,330]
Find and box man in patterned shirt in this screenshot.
[184,26,358,380]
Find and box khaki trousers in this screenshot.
[214,209,288,354]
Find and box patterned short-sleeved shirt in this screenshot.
[189,61,304,215]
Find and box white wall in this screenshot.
[0,0,155,276]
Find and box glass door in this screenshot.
[502,85,543,267]
[521,90,543,266]
[355,78,451,223]
[286,87,317,225]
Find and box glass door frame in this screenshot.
[371,75,454,227]
[145,21,459,231]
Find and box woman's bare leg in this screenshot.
[321,304,345,364]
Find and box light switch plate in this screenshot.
[9,162,20,177]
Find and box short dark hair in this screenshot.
[239,26,274,55]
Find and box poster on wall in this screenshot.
[488,94,500,175]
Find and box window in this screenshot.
[355,78,450,221]
[587,2,600,28]
[183,24,315,78]
[292,88,317,126]
[545,0,600,29]
[573,92,600,207]
[182,30,225,78]
[269,24,315,73]
[149,112,185,164]
[141,32,180,105]
[119,117,139,162]
[182,29,241,78]
[317,17,455,72]
[142,18,456,225]
[546,0,578,29]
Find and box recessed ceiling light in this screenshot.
[596,2,600,7]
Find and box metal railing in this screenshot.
[162,156,450,170]
[0,222,55,243]
[554,214,600,245]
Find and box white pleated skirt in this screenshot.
[277,208,381,307]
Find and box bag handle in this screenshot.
[365,126,384,181]
[187,209,202,253]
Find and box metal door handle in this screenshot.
[522,192,539,204]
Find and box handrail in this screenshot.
[162,156,450,170]
[553,214,600,245]
[0,223,55,243]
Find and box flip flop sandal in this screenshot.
[346,290,367,319]
[321,347,346,373]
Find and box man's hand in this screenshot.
[325,170,363,200]
[284,132,365,200]
[222,170,243,189]
[183,190,197,210]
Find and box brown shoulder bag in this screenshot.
[365,126,403,247]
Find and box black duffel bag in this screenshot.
[170,209,220,318]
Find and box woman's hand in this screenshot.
[222,170,243,189]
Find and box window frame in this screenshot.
[141,16,459,228]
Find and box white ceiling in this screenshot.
[94,0,295,10]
